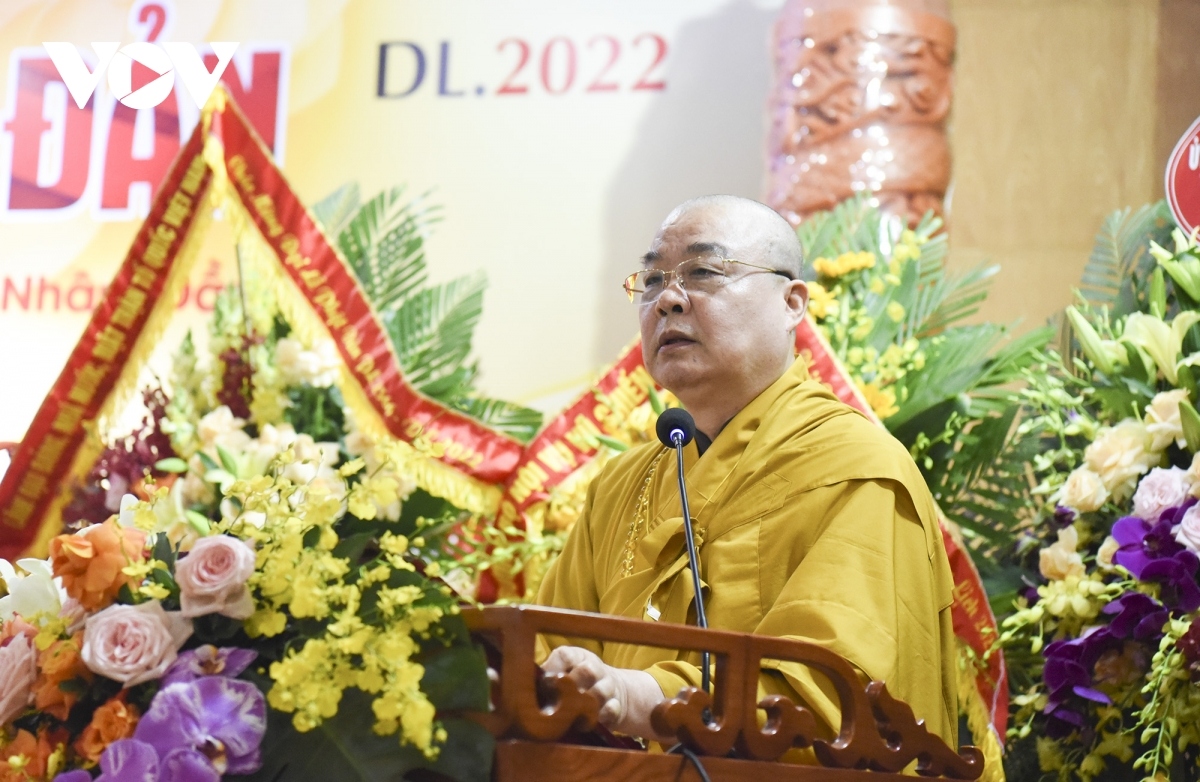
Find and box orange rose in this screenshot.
[73,693,139,764]
[49,519,147,611]
[0,727,65,782]
[34,632,91,720]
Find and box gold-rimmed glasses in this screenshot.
[622,257,793,303]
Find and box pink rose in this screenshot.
[0,633,37,725]
[81,601,192,686]
[1176,505,1200,554]
[1132,467,1190,522]
[175,536,256,620]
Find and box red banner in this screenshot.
[0,128,211,558]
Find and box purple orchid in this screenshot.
[162,645,258,687]
[1142,550,1200,612]
[1103,592,1169,641]
[1042,629,1120,739]
[1052,505,1077,528]
[134,676,267,776]
[1112,515,1185,579]
[53,738,217,782]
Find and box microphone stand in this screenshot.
[670,430,711,701]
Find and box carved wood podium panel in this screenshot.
[462,606,984,781]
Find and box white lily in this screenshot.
[0,558,65,624]
[1121,311,1200,385]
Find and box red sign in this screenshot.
[1166,114,1200,235]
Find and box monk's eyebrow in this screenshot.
[686,241,729,257]
[641,242,729,266]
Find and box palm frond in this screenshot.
[798,195,880,269]
[310,182,361,239]
[446,397,543,443]
[386,272,487,393]
[1078,201,1173,315]
[338,187,439,313]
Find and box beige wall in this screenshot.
[946,0,1200,329]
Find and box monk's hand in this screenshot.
[541,646,665,738]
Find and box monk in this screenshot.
[535,194,958,749]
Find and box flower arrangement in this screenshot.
[997,202,1200,780]
[0,184,538,782]
[797,197,1050,551]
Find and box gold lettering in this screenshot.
[30,433,68,473]
[161,190,193,228]
[563,415,602,453]
[253,194,284,237]
[130,263,156,291]
[536,442,577,474]
[143,224,178,269]
[341,325,363,360]
[179,154,207,195]
[508,462,550,504]
[50,401,87,435]
[91,324,125,362]
[111,286,148,329]
[6,498,35,528]
[67,362,106,406]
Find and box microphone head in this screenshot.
[656,408,696,448]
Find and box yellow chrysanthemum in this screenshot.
[859,382,899,419]
[806,281,838,320]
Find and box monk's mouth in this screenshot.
[659,337,695,351]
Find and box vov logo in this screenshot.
[43,41,239,110]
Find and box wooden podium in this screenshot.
[462,606,984,781]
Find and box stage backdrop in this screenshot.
[0,0,792,443]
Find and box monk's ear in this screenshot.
[783,279,808,330]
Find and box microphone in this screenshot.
[655,409,710,699]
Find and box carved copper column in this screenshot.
[766,0,955,226]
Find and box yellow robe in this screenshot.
[535,358,958,746]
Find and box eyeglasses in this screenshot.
[623,257,794,303]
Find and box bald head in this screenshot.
[638,194,809,437]
[652,195,804,278]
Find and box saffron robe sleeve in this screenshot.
[535,359,958,747]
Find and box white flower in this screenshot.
[1084,419,1159,502]
[197,405,251,452]
[1039,525,1086,581]
[1131,466,1190,522]
[0,558,66,624]
[282,434,346,504]
[1056,467,1108,512]
[1097,535,1120,568]
[275,337,341,388]
[1175,505,1200,554]
[1145,389,1189,452]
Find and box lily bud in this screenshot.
[1150,267,1167,318]
[1180,399,1200,453]
[1153,244,1200,300]
[1066,306,1117,375]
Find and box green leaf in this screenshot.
[1078,201,1174,315]
[420,644,489,712]
[446,396,543,444]
[648,385,665,415]
[185,510,212,536]
[246,688,429,782]
[1181,400,1200,452]
[154,457,189,473]
[423,718,494,782]
[197,451,220,472]
[595,435,629,452]
[311,182,362,239]
[388,273,487,394]
[216,444,239,476]
[339,187,438,313]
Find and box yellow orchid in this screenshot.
[1120,310,1200,385]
